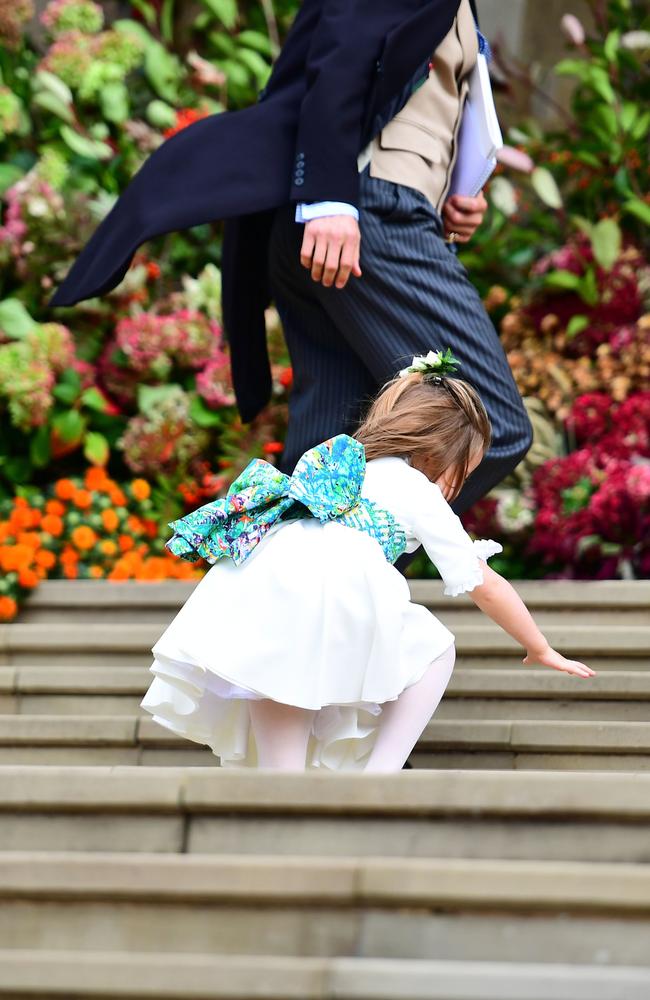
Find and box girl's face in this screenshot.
[413,449,484,501]
[436,449,484,501]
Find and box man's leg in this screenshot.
[268,205,377,475]
[297,172,533,516]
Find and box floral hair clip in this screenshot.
[397,347,461,383]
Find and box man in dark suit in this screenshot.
[50,0,532,517]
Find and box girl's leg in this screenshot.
[248,698,317,771]
[364,643,456,773]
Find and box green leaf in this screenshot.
[145,99,177,128]
[81,387,109,412]
[112,17,157,45]
[138,383,181,415]
[52,382,80,405]
[588,66,616,105]
[566,315,589,339]
[0,164,24,194]
[620,102,638,133]
[622,197,650,226]
[0,299,36,339]
[603,29,621,63]
[30,424,51,469]
[631,111,650,141]
[189,394,222,428]
[100,81,129,124]
[488,176,517,216]
[202,0,238,29]
[83,431,109,466]
[32,91,75,124]
[235,47,271,84]
[237,30,273,56]
[144,40,182,102]
[555,59,589,79]
[34,69,73,105]
[578,267,599,307]
[531,167,563,209]
[60,124,113,161]
[52,409,86,444]
[542,270,582,291]
[574,150,601,168]
[590,218,621,271]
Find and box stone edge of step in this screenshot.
[0,951,649,1000]
[1,766,650,818]
[23,579,650,610]
[1,852,650,913]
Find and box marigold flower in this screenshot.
[101,509,119,533]
[45,500,66,516]
[35,549,56,570]
[55,479,76,500]
[118,535,135,552]
[73,489,92,509]
[100,539,118,556]
[71,525,97,550]
[0,597,18,621]
[88,566,104,579]
[63,563,78,579]
[109,487,127,506]
[17,531,41,549]
[130,478,151,501]
[263,441,284,455]
[18,568,39,589]
[85,467,109,491]
[0,544,34,572]
[41,514,64,537]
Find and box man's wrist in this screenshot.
[295,202,359,224]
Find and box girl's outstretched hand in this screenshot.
[523,644,596,678]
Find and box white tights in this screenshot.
[247,643,456,772]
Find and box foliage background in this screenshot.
[0,0,648,616]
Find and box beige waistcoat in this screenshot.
[367,0,478,211]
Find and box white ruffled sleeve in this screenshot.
[400,469,503,597]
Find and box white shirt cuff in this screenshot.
[295,202,359,223]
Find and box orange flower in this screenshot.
[17,532,41,550]
[131,479,151,502]
[89,566,104,579]
[41,514,64,537]
[73,489,92,510]
[0,522,11,541]
[0,596,17,621]
[109,487,127,506]
[0,544,34,572]
[71,526,97,551]
[101,509,119,533]
[45,500,65,516]
[9,507,35,531]
[35,550,56,570]
[55,479,76,501]
[85,467,109,491]
[63,563,78,580]
[143,519,159,539]
[100,539,118,557]
[13,497,29,509]
[118,535,135,553]
[126,515,143,534]
[18,568,39,589]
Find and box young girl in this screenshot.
[140,349,595,772]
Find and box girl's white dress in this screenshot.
[140,456,501,770]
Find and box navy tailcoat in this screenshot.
[50,0,476,421]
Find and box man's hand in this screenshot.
[442,191,488,243]
[300,215,362,289]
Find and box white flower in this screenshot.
[560,14,585,46]
[398,349,446,378]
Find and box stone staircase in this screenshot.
[0,579,649,998]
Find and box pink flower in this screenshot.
[496,146,534,174]
[561,13,586,46]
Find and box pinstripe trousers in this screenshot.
[268,169,533,517]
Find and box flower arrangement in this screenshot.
[0,466,204,621]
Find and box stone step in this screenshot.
[1,951,649,999]
[1,667,649,720]
[1,766,649,862]
[0,715,649,768]
[20,580,650,625]
[1,622,646,668]
[1,851,649,964]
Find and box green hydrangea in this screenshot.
[0,86,22,138]
[0,340,54,430]
[40,0,104,38]
[94,29,144,75]
[36,146,69,190]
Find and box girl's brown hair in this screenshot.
[353,372,492,502]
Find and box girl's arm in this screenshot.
[469,563,596,678]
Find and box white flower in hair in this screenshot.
[397,347,458,379]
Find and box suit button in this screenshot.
[295,177,304,186]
